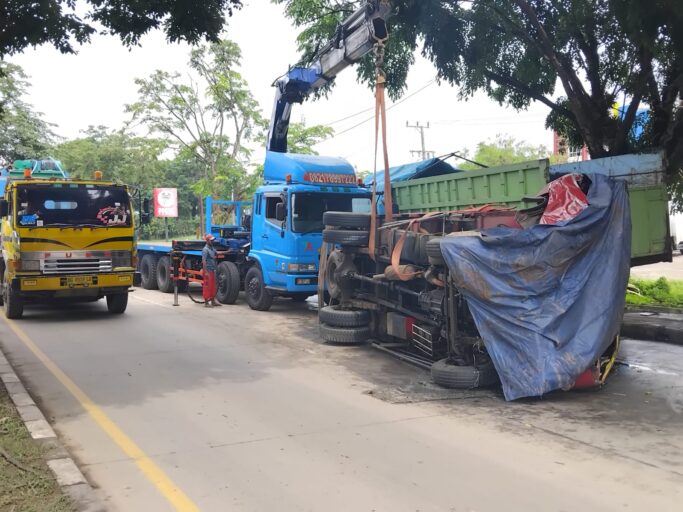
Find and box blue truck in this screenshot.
[136,1,387,311]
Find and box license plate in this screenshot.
[67,275,93,286]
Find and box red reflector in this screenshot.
[103,251,112,257]
[405,317,415,336]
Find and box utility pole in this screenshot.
[406,121,435,160]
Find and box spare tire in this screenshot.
[319,305,370,327]
[426,238,446,266]
[319,323,370,344]
[431,358,499,389]
[322,229,369,246]
[323,212,371,229]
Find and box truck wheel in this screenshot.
[426,238,446,266]
[106,293,128,314]
[323,212,371,229]
[319,305,369,327]
[156,256,174,293]
[140,255,158,290]
[245,266,273,311]
[319,323,370,344]
[216,261,240,304]
[322,229,369,246]
[3,285,23,319]
[430,358,499,389]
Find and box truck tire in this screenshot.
[426,238,446,266]
[245,266,273,311]
[319,305,370,327]
[3,285,23,319]
[140,255,158,290]
[322,229,369,246]
[323,212,371,229]
[156,256,174,293]
[319,323,370,344]
[430,358,499,389]
[216,261,240,305]
[106,293,128,314]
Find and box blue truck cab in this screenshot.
[246,151,371,306]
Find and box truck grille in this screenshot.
[43,258,113,274]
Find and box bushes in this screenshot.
[138,217,199,241]
[627,277,683,307]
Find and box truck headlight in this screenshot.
[288,263,317,272]
[112,251,132,268]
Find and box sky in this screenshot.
[9,0,554,174]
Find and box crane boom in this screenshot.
[267,0,391,153]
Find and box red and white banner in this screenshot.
[153,188,178,218]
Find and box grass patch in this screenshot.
[627,277,683,307]
[0,383,73,512]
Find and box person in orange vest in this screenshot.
[202,234,222,307]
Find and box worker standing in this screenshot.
[202,234,222,308]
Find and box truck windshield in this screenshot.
[291,193,371,233]
[15,184,132,228]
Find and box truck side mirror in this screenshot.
[275,202,286,222]
[0,199,8,217]
[140,213,151,225]
[143,198,151,214]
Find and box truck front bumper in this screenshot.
[266,273,319,294]
[14,272,139,293]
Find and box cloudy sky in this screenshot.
[10,1,554,173]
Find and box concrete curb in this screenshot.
[0,350,106,512]
[621,312,683,346]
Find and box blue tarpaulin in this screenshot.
[440,174,631,400]
[364,157,460,214]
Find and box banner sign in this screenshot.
[153,188,178,218]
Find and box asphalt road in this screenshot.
[0,290,681,511]
[630,251,683,280]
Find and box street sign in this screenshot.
[153,188,178,218]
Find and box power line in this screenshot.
[323,79,436,140]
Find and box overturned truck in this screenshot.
[318,154,668,400]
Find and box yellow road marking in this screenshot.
[3,318,199,512]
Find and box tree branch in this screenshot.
[483,69,572,117]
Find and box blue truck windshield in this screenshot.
[291,193,371,233]
[15,184,132,228]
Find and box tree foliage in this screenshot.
[277,0,683,198]
[127,39,266,229]
[0,62,55,162]
[457,135,551,170]
[0,1,243,57]
[285,123,334,155]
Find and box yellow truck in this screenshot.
[0,159,141,319]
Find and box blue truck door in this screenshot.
[251,193,288,287]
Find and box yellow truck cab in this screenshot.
[0,159,141,318]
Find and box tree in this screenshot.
[287,123,334,154]
[276,1,683,198]
[126,40,266,230]
[0,62,55,161]
[456,135,551,170]
[0,1,242,58]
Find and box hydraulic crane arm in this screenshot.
[267,0,391,153]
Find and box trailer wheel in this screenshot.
[216,261,241,305]
[140,255,158,290]
[319,305,370,327]
[156,256,174,293]
[323,212,371,229]
[322,229,369,246]
[3,284,23,319]
[426,238,446,266]
[106,293,128,314]
[319,323,370,344]
[430,358,499,389]
[245,266,273,311]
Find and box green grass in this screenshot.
[627,277,683,308]
[0,384,74,512]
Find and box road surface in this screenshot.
[0,289,681,511]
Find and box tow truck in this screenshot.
[137,1,390,311]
